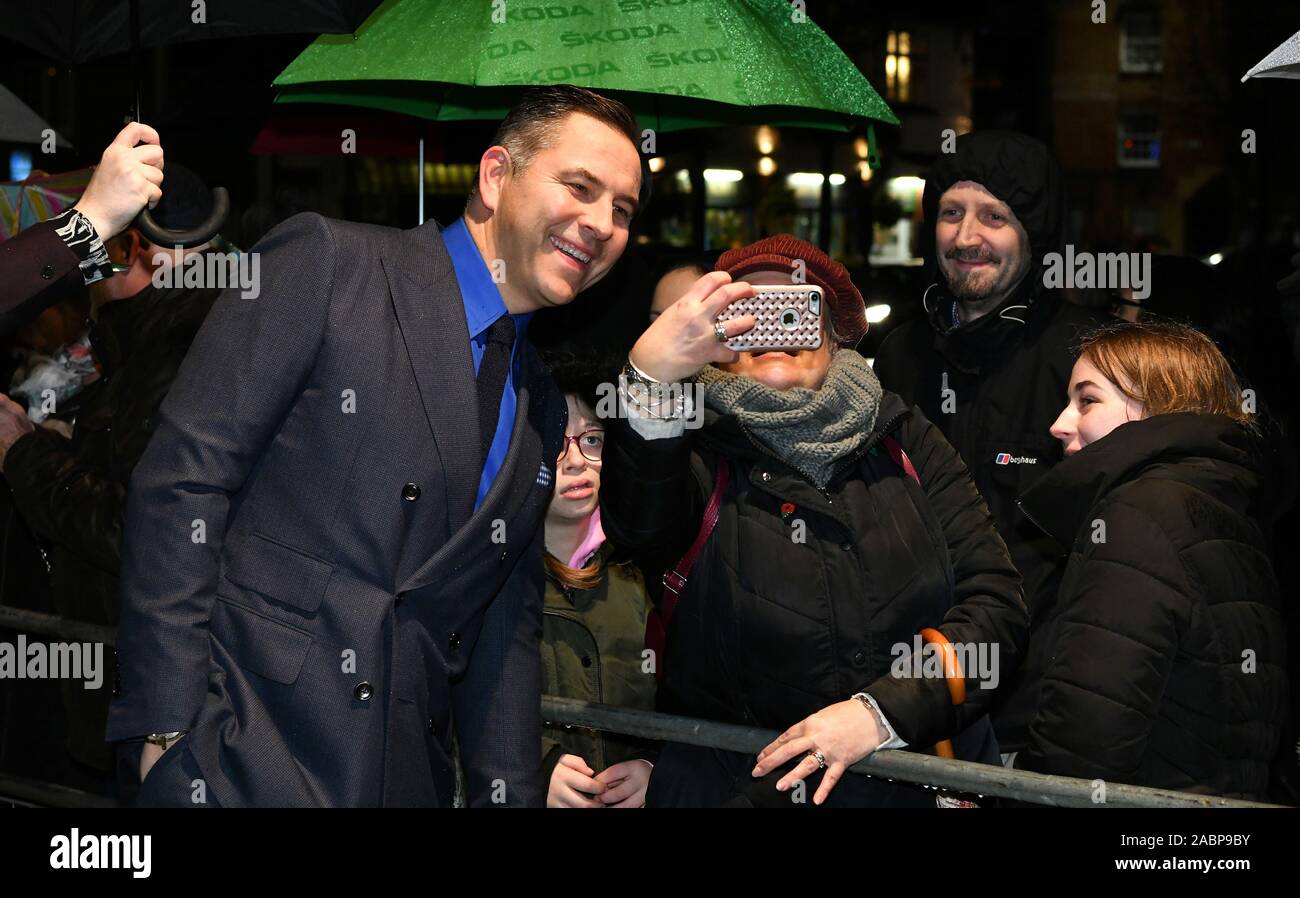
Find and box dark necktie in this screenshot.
[477,315,516,462]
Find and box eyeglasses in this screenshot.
[558,430,605,463]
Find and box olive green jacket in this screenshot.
[541,544,658,780]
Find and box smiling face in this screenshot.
[935,180,1033,312]
[1050,356,1147,457]
[476,111,642,314]
[548,395,604,523]
[716,270,835,391]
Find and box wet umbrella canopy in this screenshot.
[1241,29,1300,81]
[273,0,897,132]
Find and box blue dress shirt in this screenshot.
[441,217,533,510]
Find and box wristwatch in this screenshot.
[144,731,186,749]
[620,358,693,420]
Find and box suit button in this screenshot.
[448,632,461,651]
[581,655,593,668]
[852,649,867,667]
[427,718,435,735]
[401,482,421,501]
[498,550,507,564]
[40,264,55,279]
[841,542,853,552]
[394,595,404,608]
[760,471,771,482]
[354,681,373,701]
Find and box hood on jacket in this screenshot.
[919,131,1068,351]
[1017,412,1261,552]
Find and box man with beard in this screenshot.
[872,131,1109,757]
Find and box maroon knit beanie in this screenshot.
[715,234,868,346]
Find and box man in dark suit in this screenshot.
[107,86,646,807]
[0,121,164,335]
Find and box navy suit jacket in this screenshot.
[108,212,566,807]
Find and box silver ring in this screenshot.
[713,320,729,343]
[810,749,827,770]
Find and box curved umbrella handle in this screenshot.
[919,627,965,759]
[133,186,230,249]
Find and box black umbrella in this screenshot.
[0,0,380,65]
[0,0,382,245]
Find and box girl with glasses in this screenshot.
[540,352,657,807]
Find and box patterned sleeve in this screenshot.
[50,208,113,286]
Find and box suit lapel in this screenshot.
[397,348,563,595]
[383,221,480,534]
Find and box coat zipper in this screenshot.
[721,409,910,703]
[1015,497,1050,537]
[541,607,605,771]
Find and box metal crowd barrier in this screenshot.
[1,606,1288,808]
[542,697,1288,809]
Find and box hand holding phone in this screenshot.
[716,284,824,353]
[629,271,757,383]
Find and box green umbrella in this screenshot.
[272,0,897,133]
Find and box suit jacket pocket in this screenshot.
[212,597,313,686]
[224,531,334,613]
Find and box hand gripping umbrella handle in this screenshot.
[919,627,965,759]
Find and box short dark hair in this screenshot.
[541,348,617,418]
[470,85,646,207]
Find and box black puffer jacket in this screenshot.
[601,390,1027,806]
[5,281,217,772]
[872,131,1111,750]
[1015,413,1288,798]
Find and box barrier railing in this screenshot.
[1,607,1288,808]
[542,702,1287,808]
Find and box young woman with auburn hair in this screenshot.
[1013,320,1287,798]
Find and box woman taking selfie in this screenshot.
[601,235,1028,808]
[1014,320,1288,798]
[539,353,657,808]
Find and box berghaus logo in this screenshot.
[995,453,1037,465]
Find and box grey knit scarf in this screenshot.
[698,350,883,488]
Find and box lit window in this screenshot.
[885,30,911,102]
[1120,6,1162,74]
[1117,113,1160,168]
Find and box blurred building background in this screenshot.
[2,0,1298,358]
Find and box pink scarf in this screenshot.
[567,507,606,569]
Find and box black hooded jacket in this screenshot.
[872,132,1110,750]
[1014,414,1287,798]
